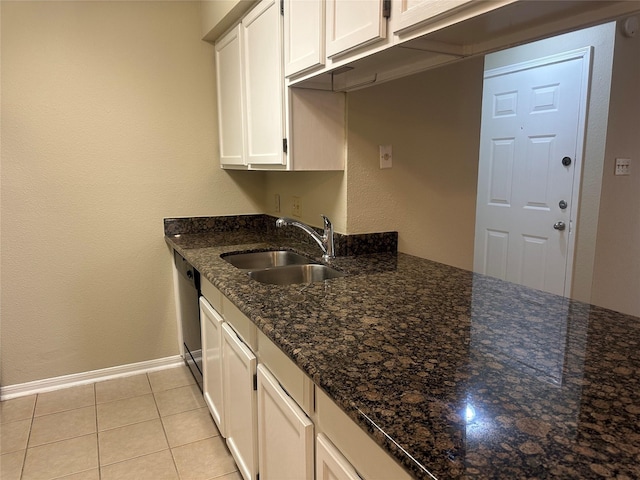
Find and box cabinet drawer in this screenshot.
[316,389,412,480]
[200,276,223,312]
[223,295,257,351]
[257,330,314,415]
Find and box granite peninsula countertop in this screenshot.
[165,224,640,480]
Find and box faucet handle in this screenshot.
[320,215,335,259]
[320,214,332,231]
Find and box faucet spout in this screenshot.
[275,215,335,260]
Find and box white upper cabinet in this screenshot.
[242,0,286,167]
[283,0,325,77]
[215,0,344,170]
[215,25,245,167]
[325,0,388,58]
[215,0,285,169]
[392,0,473,35]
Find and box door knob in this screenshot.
[553,221,566,231]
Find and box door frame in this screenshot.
[480,46,593,296]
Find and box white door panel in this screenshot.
[243,0,285,166]
[200,297,226,437]
[316,433,361,480]
[257,364,314,480]
[475,48,592,296]
[326,0,386,58]
[222,323,258,480]
[215,25,245,166]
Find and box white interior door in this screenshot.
[474,48,592,296]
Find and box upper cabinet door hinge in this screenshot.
[280,0,284,16]
[253,373,258,391]
[383,0,391,18]
[283,138,288,153]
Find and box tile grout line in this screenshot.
[149,372,181,479]
[94,383,102,480]
[18,394,37,480]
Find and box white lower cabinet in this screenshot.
[223,323,258,480]
[257,364,314,480]
[200,297,226,436]
[199,278,410,480]
[316,433,362,480]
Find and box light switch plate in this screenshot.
[379,145,392,169]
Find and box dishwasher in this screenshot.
[174,250,203,391]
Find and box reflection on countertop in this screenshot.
[165,215,640,479]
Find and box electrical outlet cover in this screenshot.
[291,196,302,217]
[615,158,631,176]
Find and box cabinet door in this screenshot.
[316,433,362,480]
[243,0,285,166]
[283,0,325,77]
[392,0,473,34]
[215,24,245,166]
[223,323,258,480]
[325,0,387,58]
[200,297,225,437]
[257,364,314,480]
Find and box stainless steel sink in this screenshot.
[248,264,345,285]
[222,249,345,285]
[222,250,313,270]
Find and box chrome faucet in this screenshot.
[275,215,335,260]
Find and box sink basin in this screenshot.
[248,264,345,285]
[222,250,314,270]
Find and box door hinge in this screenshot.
[383,0,391,18]
[253,373,258,391]
[280,0,284,16]
[283,138,288,153]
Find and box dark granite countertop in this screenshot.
[165,222,640,480]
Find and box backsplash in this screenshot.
[164,215,397,257]
[163,215,268,236]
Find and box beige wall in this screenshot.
[591,23,640,317]
[0,1,263,386]
[262,171,347,233]
[345,59,483,269]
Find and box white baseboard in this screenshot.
[0,355,184,401]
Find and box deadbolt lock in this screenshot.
[559,200,568,209]
[562,156,572,166]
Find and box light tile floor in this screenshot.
[1,365,241,480]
